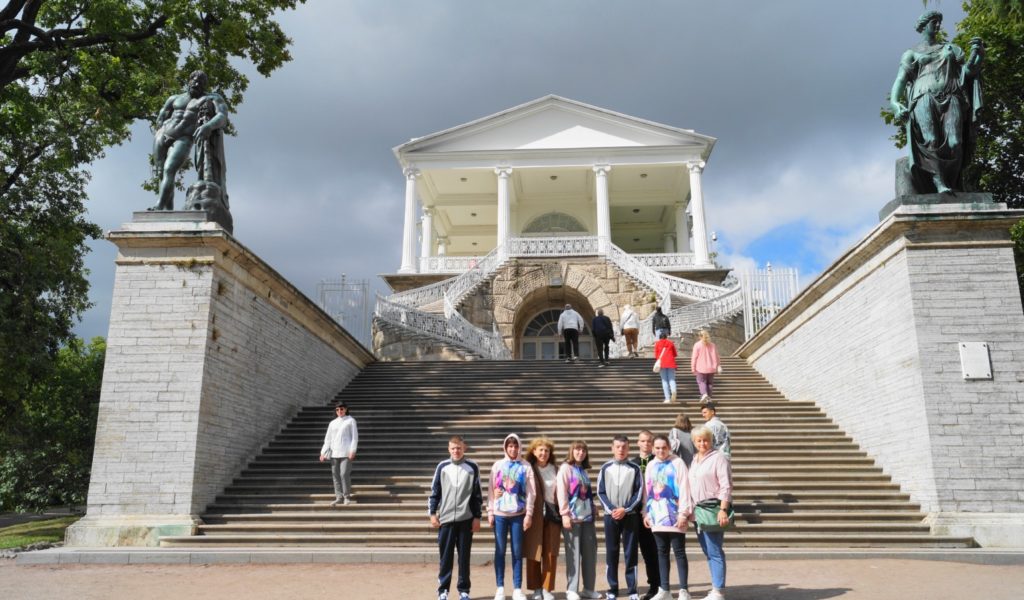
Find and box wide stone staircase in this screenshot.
[159,359,976,548]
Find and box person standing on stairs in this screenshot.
[668,414,696,468]
[524,437,560,600]
[558,440,601,600]
[489,434,537,600]
[690,330,720,403]
[689,426,733,600]
[652,307,671,339]
[558,304,585,362]
[699,403,731,459]
[631,431,662,600]
[654,332,679,403]
[597,435,645,600]
[620,304,640,358]
[430,435,483,600]
[592,308,615,367]
[319,402,358,507]
[642,435,693,600]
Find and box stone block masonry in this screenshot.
[737,202,1024,547]
[67,214,374,546]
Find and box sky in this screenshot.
[73,0,967,341]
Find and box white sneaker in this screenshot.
[494,587,505,600]
[650,591,673,600]
[566,592,581,600]
[677,590,691,600]
[531,591,543,600]
[438,593,448,600]
[670,391,677,402]
[703,591,724,600]
[629,595,640,600]
[512,589,527,600]
[663,399,670,404]
[542,592,556,600]
[700,394,710,404]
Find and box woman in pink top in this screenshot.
[654,331,679,404]
[688,426,732,600]
[690,330,720,402]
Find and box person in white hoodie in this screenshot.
[620,304,640,358]
[319,402,358,506]
[489,433,537,600]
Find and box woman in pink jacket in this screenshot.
[688,426,733,600]
[690,330,720,402]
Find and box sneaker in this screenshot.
[670,390,677,403]
[542,592,555,600]
[629,596,640,600]
[677,591,691,600]
[566,593,581,600]
[703,591,724,600]
[512,589,528,600]
[343,496,353,505]
[582,592,602,600]
[494,587,505,600]
[438,593,448,600]
[329,498,341,507]
[700,394,710,405]
[459,594,471,600]
[605,593,617,600]
[662,399,670,404]
[641,589,660,600]
[650,591,672,600]
[531,591,543,600]
[566,358,573,363]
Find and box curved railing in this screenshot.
[375,294,509,359]
[442,244,507,317]
[637,285,744,349]
[660,272,728,302]
[387,276,452,308]
[605,242,672,311]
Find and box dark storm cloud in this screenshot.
[75,0,965,339]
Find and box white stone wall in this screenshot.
[68,219,373,546]
[738,205,1024,545]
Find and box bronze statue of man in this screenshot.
[151,70,230,211]
[890,11,984,194]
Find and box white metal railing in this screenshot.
[442,244,508,317]
[605,241,672,311]
[636,286,745,349]
[632,253,697,271]
[506,235,602,257]
[739,265,800,340]
[420,255,484,273]
[660,272,728,302]
[387,276,452,308]
[375,294,509,359]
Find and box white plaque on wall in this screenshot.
[959,342,992,380]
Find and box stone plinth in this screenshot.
[737,202,1024,547]
[67,214,374,546]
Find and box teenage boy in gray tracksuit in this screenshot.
[429,435,483,600]
[598,435,645,600]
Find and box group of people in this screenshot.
[428,427,734,600]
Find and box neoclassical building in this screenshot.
[375,96,745,360]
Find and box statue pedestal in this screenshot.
[879,192,998,221]
[66,215,373,546]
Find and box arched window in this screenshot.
[520,309,591,360]
[522,212,587,235]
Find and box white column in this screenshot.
[495,167,513,251]
[675,201,690,254]
[399,168,420,273]
[663,232,675,253]
[437,236,448,256]
[420,207,434,267]
[594,164,611,253]
[688,161,711,266]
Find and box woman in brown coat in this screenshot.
[523,437,559,600]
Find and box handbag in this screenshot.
[543,501,562,524]
[694,498,735,532]
[652,347,667,373]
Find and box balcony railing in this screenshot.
[420,249,702,274]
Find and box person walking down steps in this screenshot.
[319,402,358,507]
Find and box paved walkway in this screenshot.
[4,557,1022,599]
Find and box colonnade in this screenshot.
[397,162,711,274]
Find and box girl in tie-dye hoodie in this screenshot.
[488,433,536,600]
[557,440,598,600]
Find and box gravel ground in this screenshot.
[3,558,1022,599]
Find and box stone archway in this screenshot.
[484,257,656,357]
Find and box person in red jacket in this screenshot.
[654,332,678,404]
[690,330,720,402]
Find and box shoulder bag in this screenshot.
[652,346,667,373]
[694,498,735,532]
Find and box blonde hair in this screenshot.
[525,437,555,466]
[698,330,711,343]
[691,425,713,443]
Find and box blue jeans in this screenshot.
[696,530,726,590]
[493,514,525,588]
[659,368,677,401]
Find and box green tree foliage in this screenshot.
[0,337,105,511]
[1,1,304,507]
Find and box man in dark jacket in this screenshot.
[591,308,614,366]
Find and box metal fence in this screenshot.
[738,264,800,340]
[316,275,372,348]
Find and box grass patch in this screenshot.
[0,516,80,549]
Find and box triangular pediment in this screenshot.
[397,95,714,155]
